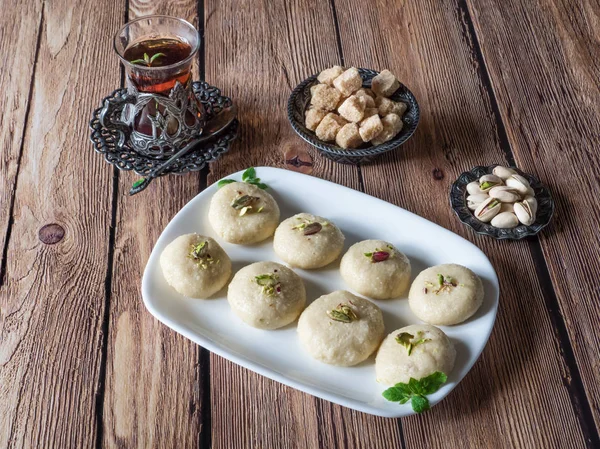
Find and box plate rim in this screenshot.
[142,166,499,418]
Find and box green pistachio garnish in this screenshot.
[254,273,281,296]
[327,303,358,323]
[426,274,460,295]
[189,241,218,269]
[231,195,264,216]
[395,331,431,356]
[292,218,327,235]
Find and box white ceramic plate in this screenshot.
[142,167,499,418]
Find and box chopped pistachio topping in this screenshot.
[254,273,281,296]
[425,274,460,295]
[395,331,431,356]
[189,241,217,269]
[364,247,392,263]
[231,195,264,216]
[292,218,328,235]
[327,303,358,323]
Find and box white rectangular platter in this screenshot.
[142,167,499,418]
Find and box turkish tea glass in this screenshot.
[113,15,205,158]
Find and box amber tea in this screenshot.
[124,38,193,94]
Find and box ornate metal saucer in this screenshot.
[89,81,238,177]
[450,165,554,240]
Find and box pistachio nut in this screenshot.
[505,174,531,195]
[492,165,517,180]
[514,201,536,225]
[491,212,519,229]
[479,174,503,192]
[467,181,486,195]
[488,186,521,203]
[499,203,514,213]
[467,193,489,211]
[474,197,501,222]
[523,195,538,215]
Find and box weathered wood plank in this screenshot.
[101,1,208,448]
[205,0,402,447]
[466,0,600,436]
[0,0,43,281]
[0,0,122,447]
[333,0,589,447]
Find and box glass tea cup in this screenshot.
[112,15,205,158]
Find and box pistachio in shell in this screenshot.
[490,212,519,229]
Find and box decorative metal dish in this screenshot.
[89,81,238,177]
[450,165,554,240]
[287,68,419,165]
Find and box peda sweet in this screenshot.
[371,113,403,145]
[359,114,383,142]
[338,95,366,122]
[335,123,363,149]
[375,324,456,386]
[297,290,385,366]
[340,239,411,299]
[274,213,345,269]
[371,69,400,97]
[317,65,344,85]
[228,261,306,330]
[315,113,346,141]
[408,264,484,325]
[208,182,280,244]
[333,67,362,96]
[305,107,327,131]
[160,234,232,299]
[310,84,342,111]
[375,96,407,117]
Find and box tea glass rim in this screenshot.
[114,15,200,72]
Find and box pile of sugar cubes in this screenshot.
[305,66,407,149]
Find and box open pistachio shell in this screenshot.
[492,166,517,180]
[505,174,531,195]
[474,197,501,222]
[467,193,489,211]
[488,186,521,203]
[523,195,538,215]
[479,174,503,192]
[514,201,536,225]
[467,181,485,195]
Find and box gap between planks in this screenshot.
[456,0,599,446]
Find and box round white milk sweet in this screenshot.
[160,234,232,299]
[208,182,280,244]
[375,324,456,386]
[297,290,385,366]
[227,261,306,330]
[340,240,411,299]
[408,264,483,325]
[273,213,345,269]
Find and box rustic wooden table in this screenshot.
[1,0,599,448]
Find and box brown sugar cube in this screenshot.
[359,114,384,142]
[305,107,328,131]
[333,67,363,96]
[317,66,344,85]
[310,84,320,96]
[363,88,376,98]
[355,89,376,108]
[311,84,342,111]
[371,69,400,97]
[371,113,403,145]
[335,123,363,149]
[375,96,408,116]
[316,113,345,141]
[337,95,366,122]
[363,107,379,119]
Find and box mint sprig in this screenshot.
[382,371,447,413]
[218,167,269,189]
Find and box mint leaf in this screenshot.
[411,395,430,413]
[382,387,408,403]
[247,178,268,189]
[217,179,236,188]
[242,167,256,181]
[418,372,448,395]
[408,377,424,395]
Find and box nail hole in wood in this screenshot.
[283,144,313,175]
[39,224,65,245]
[432,168,444,180]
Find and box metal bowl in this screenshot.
[287,68,420,165]
[450,165,554,240]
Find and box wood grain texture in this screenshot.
[0,0,122,447]
[333,0,589,447]
[204,0,402,448]
[100,1,208,448]
[0,0,43,281]
[466,0,600,432]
